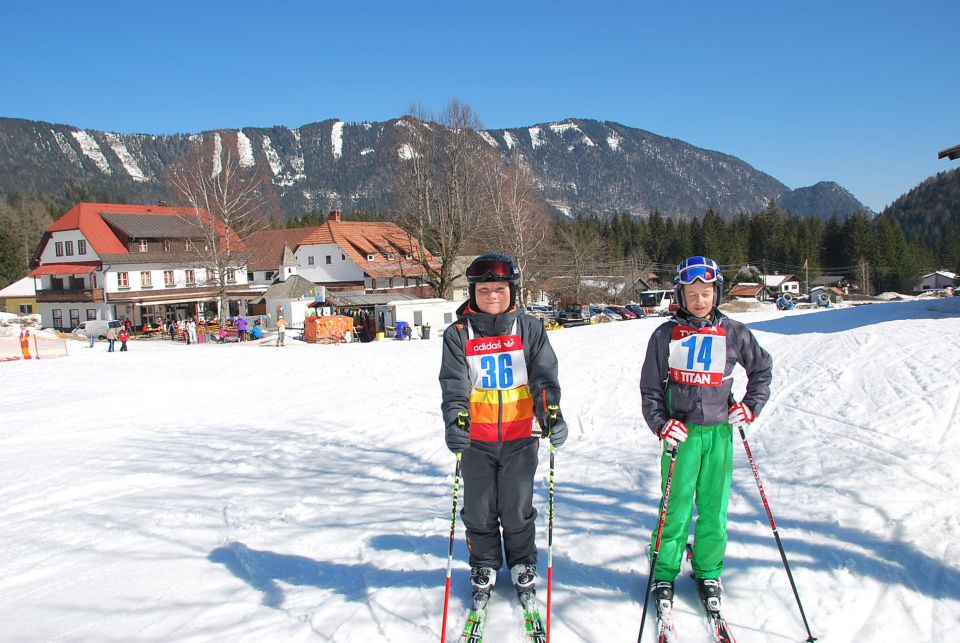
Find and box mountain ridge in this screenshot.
[0,115,872,220]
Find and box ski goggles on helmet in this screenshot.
[466,255,518,283]
[676,256,721,285]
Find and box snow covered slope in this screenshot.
[1,298,959,642]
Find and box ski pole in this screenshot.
[738,426,817,642]
[440,453,462,643]
[547,444,555,643]
[638,444,679,643]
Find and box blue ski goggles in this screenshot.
[676,256,721,285]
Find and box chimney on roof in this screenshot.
[158,200,168,206]
[328,210,342,223]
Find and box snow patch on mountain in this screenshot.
[529,126,544,149]
[607,133,622,151]
[52,130,82,167]
[331,121,344,160]
[103,133,147,182]
[503,131,516,150]
[398,143,415,160]
[479,131,499,148]
[211,133,222,178]
[236,131,255,168]
[261,136,282,175]
[70,130,112,175]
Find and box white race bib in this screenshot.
[667,324,727,387]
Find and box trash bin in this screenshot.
[421,324,431,340]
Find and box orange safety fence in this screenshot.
[0,331,69,362]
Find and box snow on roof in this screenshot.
[331,120,344,160]
[922,271,958,280]
[0,276,36,297]
[71,130,112,174]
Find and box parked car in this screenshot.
[600,307,623,321]
[72,319,122,339]
[609,306,637,320]
[624,304,647,318]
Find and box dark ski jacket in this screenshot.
[640,309,772,434]
[439,301,560,444]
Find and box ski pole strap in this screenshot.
[457,411,468,429]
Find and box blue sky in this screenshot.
[2,1,957,212]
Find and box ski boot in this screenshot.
[696,577,723,615]
[510,562,538,605]
[470,565,496,610]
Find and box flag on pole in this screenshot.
[803,258,808,269]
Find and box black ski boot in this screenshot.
[696,577,723,614]
[470,565,496,610]
[652,580,674,614]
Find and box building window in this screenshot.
[206,268,216,282]
[185,270,196,285]
[55,241,64,257]
[164,270,175,286]
[90,274,97,289]
[405,253,413,260]
[266,271,274,280]
[387,253,395,260]
[341,254,345,260]
[118,272,129,288]
[86,309,96,320]
[51,277,64,290]
[247,271,254,281]
[139,239,148,252]
[308,256,315,266]
[19,304,33,314]
[226,269,236,284]
[325,255,332,264]
[78,240,87,255]
[366,253,375,261]
[52,309,62,327]
[69,309,80,328]
[65,240,74,256]
[141,271,153,287]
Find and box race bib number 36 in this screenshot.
[667,325,726,387]
[466,333,528,390]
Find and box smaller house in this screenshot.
[810,286,843,306]
[762,274,802,296]
[811,275,854,293]
[727,283,769,302]
[916,270,957,292]
[260,274,322,329]
[0,276,38,314]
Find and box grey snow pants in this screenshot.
[460,437,539,570]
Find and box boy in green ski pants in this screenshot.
[639,256,773,614]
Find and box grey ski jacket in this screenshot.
[439,301,561,443]
[640,310,773,434]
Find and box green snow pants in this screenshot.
[650,421,733,581]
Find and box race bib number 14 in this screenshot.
[667,325,727,387]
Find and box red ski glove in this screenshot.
[727,402,755,427]
[659,419,688,447]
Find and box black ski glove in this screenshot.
[445,411,471,453]
[538,404,568,448]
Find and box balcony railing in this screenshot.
[36,288,104,303]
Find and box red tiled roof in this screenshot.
[47,203,206,256]
[29,261,101,277]
[298,220,440,278]
[244,227,318,271]
[728,283,764,297]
